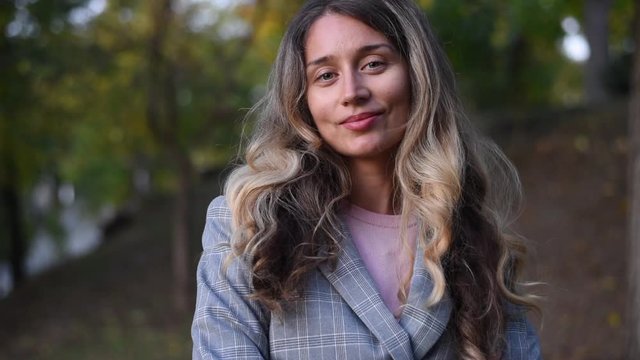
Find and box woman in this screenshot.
[192,0,541,359]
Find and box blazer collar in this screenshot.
[319,225,452,360]
[399,240,452,359]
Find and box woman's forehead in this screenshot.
[304,14,393,61]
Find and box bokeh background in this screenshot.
[0,0,634,359]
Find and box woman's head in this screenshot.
[268,0,459,157]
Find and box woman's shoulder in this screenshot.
[503,303,542,359]
[202,195,233,251]
[207,195,231,218]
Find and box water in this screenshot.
[0,180,108,299]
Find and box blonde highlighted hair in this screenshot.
[225,1,537,358]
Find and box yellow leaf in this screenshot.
[607,311,621,328]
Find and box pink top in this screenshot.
[342,203,417,318]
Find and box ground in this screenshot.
[0,103,630,359]
[507,102,628,359]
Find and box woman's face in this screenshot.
[304,13,411,163]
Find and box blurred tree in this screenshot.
[422,0,633,109]
[584,0,613,103]
[0,0,94,287]
[628,0,640,355]
[146,0,193,313]
[0,0,263,295]
[423,0,568,109]
[0,0,26,287]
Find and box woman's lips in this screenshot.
[340,112,382,131]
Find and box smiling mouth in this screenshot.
[341,111,383,124]
[340,111,383,131]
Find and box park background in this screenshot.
[0,0,634,359]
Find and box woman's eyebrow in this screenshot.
[306,43,396,68]
[358,43,395,54]
[306,55,333,68]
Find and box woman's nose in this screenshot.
[341,71,370,106]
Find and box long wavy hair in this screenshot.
[225,0,537,358]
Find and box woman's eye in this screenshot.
[317,72,335,82]
[364,61,384,70]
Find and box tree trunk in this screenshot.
[147,0,192,313]
[172,146,193,313]
[1,150,25,288]
[0,2,25,290]
[584,0,612,103]
[627,0,640,356]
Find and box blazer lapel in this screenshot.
[399,241,453,359]
[319,231,414,360]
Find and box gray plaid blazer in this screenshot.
[192,196,541,359]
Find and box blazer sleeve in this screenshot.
[191,196,270,360]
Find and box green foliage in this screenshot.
[424,0,571,109]
[1,0,260,212]
[422,0,633,109]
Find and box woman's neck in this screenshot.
[347,157,396,215]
